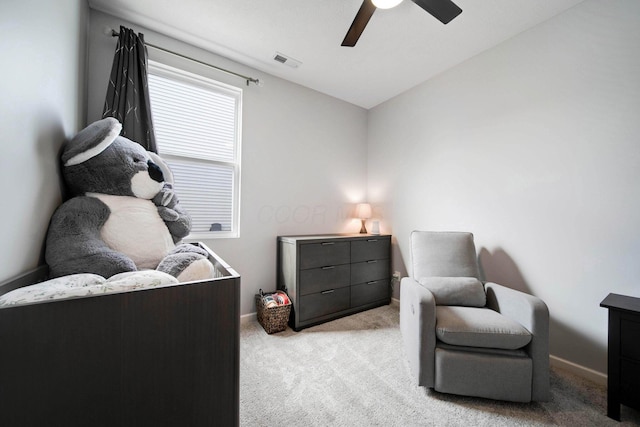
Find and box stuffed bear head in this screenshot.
[60,117,170,199]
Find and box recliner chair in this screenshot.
[400,231,550,402]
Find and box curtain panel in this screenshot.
[103,26,157,152]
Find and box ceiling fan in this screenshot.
[342,0,462,47]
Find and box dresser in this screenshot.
[278,234,391,331]
[600,293,640,421]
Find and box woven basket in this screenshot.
[255,292,291,334]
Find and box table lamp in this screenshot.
[355,203,372,234]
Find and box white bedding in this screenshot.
[0,270,179,307]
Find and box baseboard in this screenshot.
[241,312,257,325]
[243,299,400,325]
[549,354,607,386]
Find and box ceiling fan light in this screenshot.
[371,0,403,9]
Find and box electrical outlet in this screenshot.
[392,271,402,282]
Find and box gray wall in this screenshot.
[86,10,369,316]
[0,0,87,283]
[367,0,640,375]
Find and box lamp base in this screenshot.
[359,219,367,234]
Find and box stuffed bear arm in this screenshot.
[45,196,138,278]
[152,186,192,242]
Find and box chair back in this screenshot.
[410,231,480,279]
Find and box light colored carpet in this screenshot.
[240,303,640,426]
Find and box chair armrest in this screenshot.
[400,277,436,387]
[484,282,551,401]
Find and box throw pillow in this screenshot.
[418,276,486,307]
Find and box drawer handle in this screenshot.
[321,242,335,246]
[367,260,378,264]
[367,281,379,285]
[321,289,335,295]
[367,239,378,242]
[321,266,335,270]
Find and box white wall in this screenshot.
[86,10,368,316]
[368,0,640,375]
[0,0,87,283]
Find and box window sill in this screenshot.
[185,231,239,240]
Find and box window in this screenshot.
[147,61,242,238]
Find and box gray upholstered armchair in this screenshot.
[400,231,550,402]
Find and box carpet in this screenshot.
[240,303,640,426]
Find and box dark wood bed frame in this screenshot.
[0,243,240,427]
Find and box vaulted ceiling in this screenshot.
[89,0,585,109]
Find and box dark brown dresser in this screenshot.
[600,293,640,421]
[278,234,391,331]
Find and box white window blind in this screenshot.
[147,61,242,238]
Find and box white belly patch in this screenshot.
[88,193,175,269]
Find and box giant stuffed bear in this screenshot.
[45,117,216,282]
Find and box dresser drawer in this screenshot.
[299,264,350,296]
[621,318,640,360]
[299,287,350,321]
[351,260,389,284]
[351,238,390,263]
[351,280,389,307]
[299,241,350,270]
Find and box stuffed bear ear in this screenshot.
[62,117,123,167]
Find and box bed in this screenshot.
[0,243,240,427]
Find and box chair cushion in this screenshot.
[435,306,532,350]
[411,231,480,279]
[418,277,486,307]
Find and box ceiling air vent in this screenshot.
[273,52,302,68]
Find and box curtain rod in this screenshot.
[109,28,261,87]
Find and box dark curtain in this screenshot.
[102,26,157,152]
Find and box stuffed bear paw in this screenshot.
[152,186,192,241]
[175,258,217,282]
[156,243,216,282]
[157,206,181,222]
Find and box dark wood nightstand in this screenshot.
[600,293,640,421]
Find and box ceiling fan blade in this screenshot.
[341,0,377,47]
[411,0,462,24]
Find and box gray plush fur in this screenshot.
[64,138,156,198]
[45,118,215,281]
[46,196,137,277]
[61,118,120,165]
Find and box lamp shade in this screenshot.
[372,0,403,9]
[355,203,372,219]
